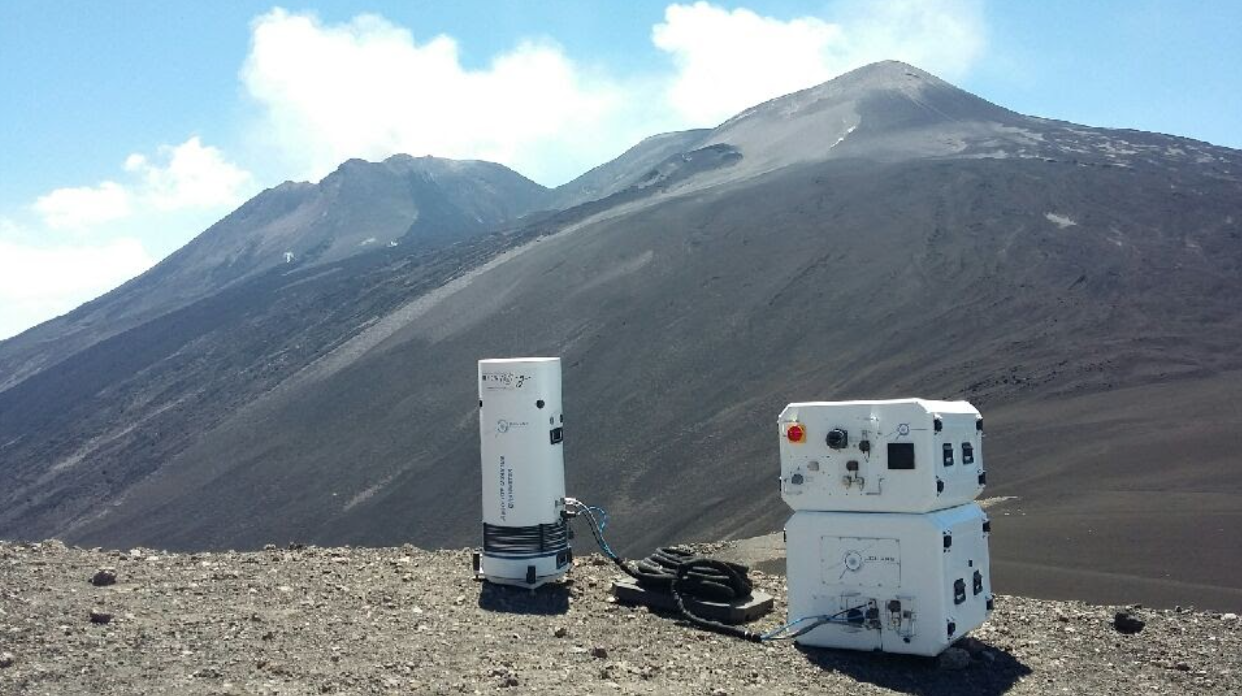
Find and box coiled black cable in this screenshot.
[565,499,864,643]
[628,547,751,600]
[565,500,764,641]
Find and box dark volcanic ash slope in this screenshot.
[546,128,713,209]
[0,155,549,392]
[3,61,1242,611]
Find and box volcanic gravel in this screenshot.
[1,540,1239,695]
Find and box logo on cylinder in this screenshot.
[497,419,528,434]
[482,372,530,390]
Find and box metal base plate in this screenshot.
[611,579,774,624]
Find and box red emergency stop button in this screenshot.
[786,423,806,443]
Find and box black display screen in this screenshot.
[888,442,915,469]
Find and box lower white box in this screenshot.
[784,503,992,656]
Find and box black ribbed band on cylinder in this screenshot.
[483,520,570,556]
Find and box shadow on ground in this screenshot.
[477,580,571,615]
[797,639,1031,696]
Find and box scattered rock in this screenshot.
[89,609,113,624]
[90,568,118,587]
[263,544,277,551]
[1114,611,1145,634]
[1223,613,1238,622]
[4,541,1242,694]
[937,647,971,671]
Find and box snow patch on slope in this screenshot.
[1045,213,1078,229]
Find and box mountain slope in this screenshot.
[0,155,549,392]
[547,129,713,209]
[2,61,1241,610]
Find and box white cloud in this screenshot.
[125,136,253,211]
[31,136,251,233]
[653,0,986,125]
[33,181,131,231]
[5,136,251,339]
[239,4,986,185]
[240,9,631,186]
[0,236,154,340]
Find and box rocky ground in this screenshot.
[1,539,1239,695]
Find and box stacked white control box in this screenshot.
[778,399,993,656]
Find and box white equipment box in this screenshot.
[784,503,993,656]
[478,357,571,588]
[779,399,985,514]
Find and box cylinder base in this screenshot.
[480,550,572,589]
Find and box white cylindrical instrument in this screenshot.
[477,357,571,587]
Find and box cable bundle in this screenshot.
[630,547,753,602]
[563,497,863,643]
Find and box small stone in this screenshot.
[1222,613,1238,622]
[1172,661,1191,671]
[263,544,277,551]
[1114,611,1145,635]
[89,609,113,624]
[554,627,568,638]
[0,652,14,668]
[711,689,729,696]
[591,646,609,659]
[501,675,519,687]
[937,647,971,671]
[90,568,118,587]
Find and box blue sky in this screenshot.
[1,0,1240,339]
